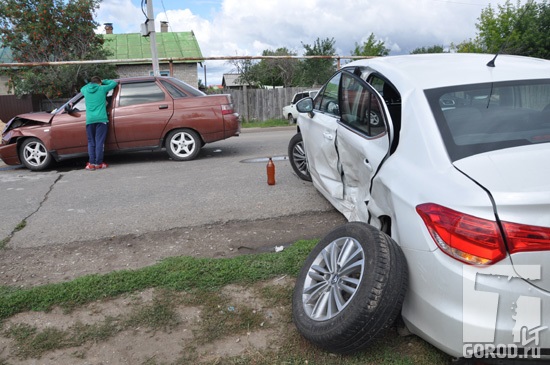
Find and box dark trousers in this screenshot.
[86,122,108,165]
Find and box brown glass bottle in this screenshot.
[267,157,275,185]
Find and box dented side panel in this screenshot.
[299,111,344,201]
[336,127,390,222]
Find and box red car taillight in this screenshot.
[416,203,506,265]
[221,104,234,115]
[502,221,550,254]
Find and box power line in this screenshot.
[432,0,491,6]
[158,0,186,60]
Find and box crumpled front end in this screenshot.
[0,114,52,166]
[0,142,20,165]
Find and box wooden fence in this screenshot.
[0,94,42,124]
[224,86,318,121]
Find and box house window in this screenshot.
[149,70,170,76]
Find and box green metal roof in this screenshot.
[102,31,203,63]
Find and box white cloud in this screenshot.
[95,0,143,34]
[97,0,511,84]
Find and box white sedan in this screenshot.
[289,53,550,361]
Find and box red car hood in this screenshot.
[4,112,54,133]
[13,112,54,123]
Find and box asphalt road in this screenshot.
[0,127,342,251]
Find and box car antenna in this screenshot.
[487,1,533,67]
[486,53,498,68]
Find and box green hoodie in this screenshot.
[80,79,118,125]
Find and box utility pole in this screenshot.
[144,0,160,76]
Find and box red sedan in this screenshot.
[0,76,241,170]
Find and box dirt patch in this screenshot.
[0,278,296,364]
[0,210,346,364]
[0,210,346,288]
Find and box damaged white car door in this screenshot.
[299,72,344,200]
[335,71,392,221]
[300,69,394,221]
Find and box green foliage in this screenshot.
[298,37,337,87]
[227,58,257,87]
[0,0,118,97]
[352,33,390,57]
[450,38,484,54]
[234,39,337,88]
[248,47,299,87]
[410,45,447,54]
[454,0,550,59]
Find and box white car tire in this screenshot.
[165,129,202,161]
[19,138,53,171]
[292,222,408,354]
[288,133,311,182]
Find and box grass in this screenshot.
[3,291,181,359]
[0,237,7,250]
[0,240,314,320]
[0,239,452,364]
[0,219,26,250]
[240,118,292,128]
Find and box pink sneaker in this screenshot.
[96,162,108,169]
[85,162,95,171]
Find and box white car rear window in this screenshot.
[427,79,550,161]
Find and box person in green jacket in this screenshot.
[80,76,118,171]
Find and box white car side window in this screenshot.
[314,73,341,117]
[340,72,386,137]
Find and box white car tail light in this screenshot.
[502,221,550,254]
[416,203,506,265]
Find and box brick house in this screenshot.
[102,22,204,87]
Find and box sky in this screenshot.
[94,0,516,86]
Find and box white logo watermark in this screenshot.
[463,264,547,359]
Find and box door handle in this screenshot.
[323,132,333,140]
[159,105,169,109]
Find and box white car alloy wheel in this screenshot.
[302,236,365,320]
[19,138,52,171]
[165,129,201,161]
[288,133,311,181]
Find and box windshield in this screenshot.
[426,79,550,161]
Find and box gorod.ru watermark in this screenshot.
[463,343,541,359]
[462,264,547,359]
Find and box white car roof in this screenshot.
[346,53,550,91]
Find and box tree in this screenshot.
[298,37,337,87]
[197,78,205,90]
[0,0,117,98]
[454,0,550,59]
[410,45,447,54]
[248,48,299,87]
[226,57,258,87]
[352,33,389,57]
